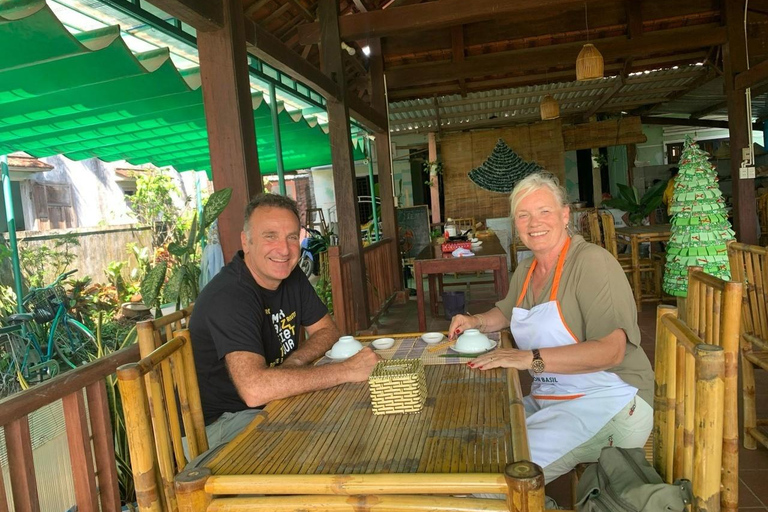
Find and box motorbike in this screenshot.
[299,227,328,278]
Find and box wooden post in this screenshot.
[318,0,370,331]
[428,132,441,225]
[116,364,164,512]
[85,380,122,512]
[369,37,403,293]
[721,281,742,512]
[653,304,678,482]
[693,344,725,512]
[723,0,758,244]
[62,390,99,512]
[197,0,261,261]
[176,468,213,512]
[504,461,545,512]
[5,416,40,512]
[327,245,349,334]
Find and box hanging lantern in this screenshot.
[576,43,604,81]
[540,94,560,120]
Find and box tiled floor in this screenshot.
[370,274,768,510]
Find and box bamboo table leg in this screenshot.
[631,234,642,312]
[505,461,545,512]
[415,261,427,332]
[176,468,212,512]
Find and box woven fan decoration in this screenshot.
[662,135,735,297]
[468,139,543,193]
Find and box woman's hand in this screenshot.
[448,313,479,340]
[468,348,533,371]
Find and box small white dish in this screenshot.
[421,332,445,344]
[329,335,363,359]
[325,350,351,361]
[450,340,497,354]
[471,237,479,243]
[371,337,395,350]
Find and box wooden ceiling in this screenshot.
[240,0,768,116]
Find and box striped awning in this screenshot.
[0,0,364,177]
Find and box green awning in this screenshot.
[0,0,364,177]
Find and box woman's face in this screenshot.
[514,187,570,255]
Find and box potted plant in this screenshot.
[602,181,667,226]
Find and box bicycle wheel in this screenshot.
[53,317,95,369]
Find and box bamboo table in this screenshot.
[175,332,540,512]
[413,233,510,331]
[615,224,672,311]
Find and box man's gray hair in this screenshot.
[243,193,301,239]
[509,172,569,216]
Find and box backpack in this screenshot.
[575,446,693,512]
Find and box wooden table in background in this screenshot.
[615,224,672,311]
[175,332,530,510]
[413,233,509,331]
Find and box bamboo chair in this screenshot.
[451,217,481,279]
[727,242,768,451]
[585,210,603,247]
[654,267,741,512]
[600,211,662,301]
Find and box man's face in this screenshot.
[241,206,301,290]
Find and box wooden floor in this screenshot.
[370,272,768,510]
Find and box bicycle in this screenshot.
[1,269,95,391]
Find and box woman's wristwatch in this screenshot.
[531,349,545,374]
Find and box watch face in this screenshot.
[531,359,545,374]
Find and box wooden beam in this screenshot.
[318,0,370,330]
[626,0,643,39]
[562,117,647,152]
[298,0,588,44]
[198,0,261,260]
[145,0,223,31]
[641,116,731,129]
[385,25,727,89]
[368,37,402,293]
[724,0,757,244]
[735,56,768,90]
[262,2,292,26]
[287,0,315,21]
[244,0,272,18]
[352,0,368,12]
[451,26,467,97]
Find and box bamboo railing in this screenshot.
[0,306,193,512]
[328,237,400,334]
[0,344,138,512]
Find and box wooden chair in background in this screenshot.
[117,309,205,512]
[657,267,741,512]
[727,242,768,451]
[585,210,603,247]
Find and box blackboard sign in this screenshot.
[396,205,431,259]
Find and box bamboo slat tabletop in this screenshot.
[315,332,502,366]
[206,364,514,477]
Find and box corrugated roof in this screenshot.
[388,66,715,133]
[0,0,364,177]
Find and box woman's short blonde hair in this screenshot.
[509,172,569,216]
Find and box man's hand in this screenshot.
[340,347,381,381]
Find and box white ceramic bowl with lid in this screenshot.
[455,329,492,353]
[328,335,363,359]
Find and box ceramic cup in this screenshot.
[329,335,363,359]
[455,329,492,352]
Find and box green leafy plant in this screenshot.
[140,188,232,314]
[422,160,443,187]
[19,233,79,289]
[602,181,667,226]
[129,171,186,248]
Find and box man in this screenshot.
[662,167,679,216]
[190,194,379,449]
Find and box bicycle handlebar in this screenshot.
[54,269,78,284]
[21,269,78,304]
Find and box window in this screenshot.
[32,183,76,230]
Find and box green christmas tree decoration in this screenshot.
[663,135,735,297]
[468,139,543,193]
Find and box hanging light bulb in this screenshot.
[540,94,560,120]
[576,43,604,81]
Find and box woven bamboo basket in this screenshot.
[368,359,427,415]
[576,43,604,81]
[539,94,560,120]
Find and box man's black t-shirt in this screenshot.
[189,251,327,424]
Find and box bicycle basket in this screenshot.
[27,287,63,324]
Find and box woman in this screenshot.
[449,172,653,484]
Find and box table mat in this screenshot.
[316,331,501,366]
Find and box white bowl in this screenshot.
[471,240,483,247]
[455,329,492,352]
[328,335,363,359]
[371,337,395,350]
[421,332,445,344]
